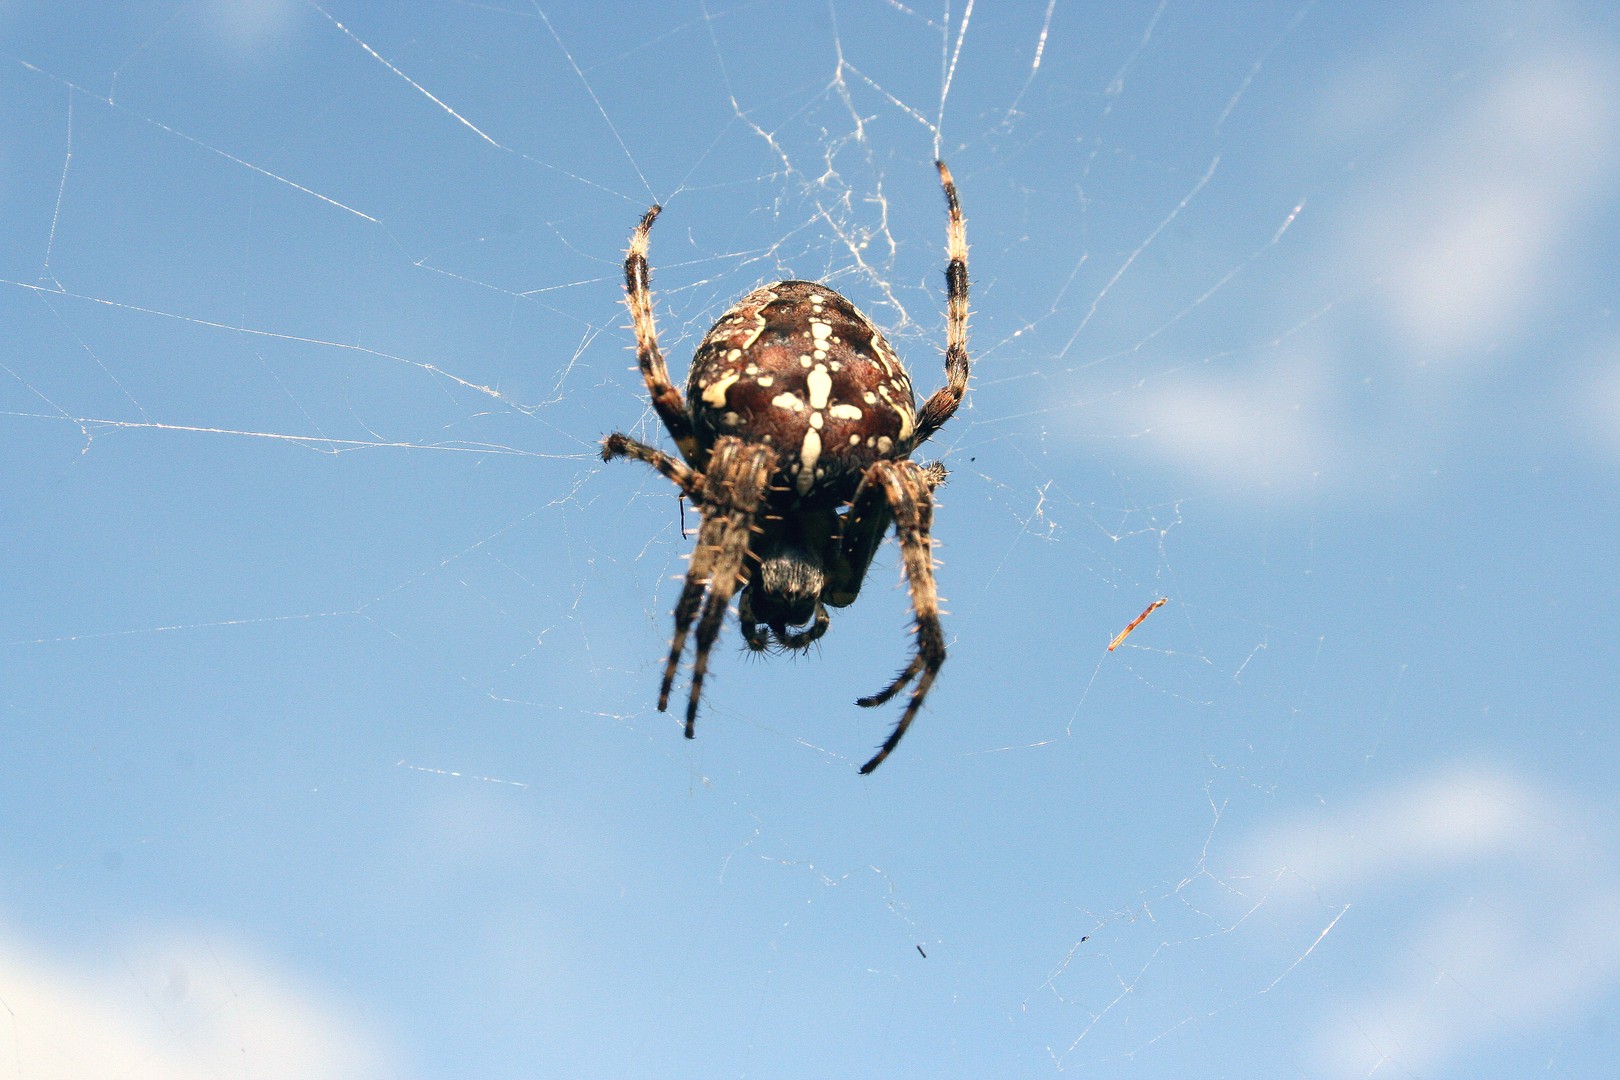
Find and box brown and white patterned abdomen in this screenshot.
[686,280,918,507]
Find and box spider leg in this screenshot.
[659,535,716,721]
[852,459,947,774]
[658,437,772,737]
[683,553,750,735]
[914,161,970,447]
[601,431,707,712]
[601,432,703,499]
[827,460,946,609]
[624,205,699,462]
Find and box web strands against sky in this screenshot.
[4,2,1619,1078]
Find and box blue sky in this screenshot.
[4,1,1619,1076]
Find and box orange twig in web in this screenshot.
[1108,597,1167,651]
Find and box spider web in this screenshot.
[4,1,1620,1077]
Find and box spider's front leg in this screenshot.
[623,205,701,461]
[601,432,703,499]
[658,437,772,738]
[848,458,948,774]
[914,160,971,447]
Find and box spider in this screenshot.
[601,161,969,773]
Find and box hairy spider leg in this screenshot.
[851,458,947,774]
[624,205,699,462]
[826,460,947,611]
[655,437,773,736]
[914,161,971,447]
[600,432,702,498]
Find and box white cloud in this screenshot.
[1113,34,1619,494]
[0,929,389,1080]
[1248,767,1541,889]
[1314,889,1620,1077]
[1362,49,1619,365]
[1234,765,1620,1078]
[1119,354,1330,489]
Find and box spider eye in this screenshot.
[756,552,825,628]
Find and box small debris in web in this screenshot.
[1108,597,1168,652]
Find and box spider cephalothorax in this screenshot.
[602,161,969,773]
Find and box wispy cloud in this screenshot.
[1115,28,1619,492]
[1234,766,1620,1077]
[1361,49,1618,365]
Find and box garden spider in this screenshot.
[602,161,969,773]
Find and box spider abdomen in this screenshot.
[686,280,917,506]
